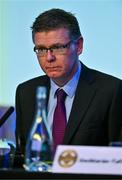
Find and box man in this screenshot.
[15,8,122,159]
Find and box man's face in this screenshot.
[33,28,83,86]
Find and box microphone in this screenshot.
[0,106,14,127]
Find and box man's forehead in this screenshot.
[34,29,70,45]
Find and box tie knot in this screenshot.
[56,89,67,103]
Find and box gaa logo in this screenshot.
[58,150,77,167]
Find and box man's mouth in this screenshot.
[46,66,61,71]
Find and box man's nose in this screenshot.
[46,50,55,62]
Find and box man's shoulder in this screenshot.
[17,75,49,90]
[92,69,121,81]
[83,64,121,81]
[81,63,122,88]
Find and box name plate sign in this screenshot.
[52,145,122,175]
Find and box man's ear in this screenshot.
[77,37,83,55]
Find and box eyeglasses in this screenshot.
[33,40,75,57]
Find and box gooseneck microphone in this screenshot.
[0,106,14,127]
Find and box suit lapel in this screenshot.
[63,64,97,144]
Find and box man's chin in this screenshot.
[47,72,61,79]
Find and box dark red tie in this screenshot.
[52,89,67,153]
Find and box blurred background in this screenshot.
[0,0,122,143]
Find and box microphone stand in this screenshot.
[0,106,14,127]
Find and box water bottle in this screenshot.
[24,86,53,172]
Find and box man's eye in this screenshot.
[52,45,64,50]
[52,46,61,50]
[38,48,46,52]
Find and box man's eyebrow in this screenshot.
[35,42,65,49]
[35,45,47,49]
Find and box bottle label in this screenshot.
[31,139,41,151]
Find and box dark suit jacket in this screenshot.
[15,63,122,156]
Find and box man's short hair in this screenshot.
[31,8,82,41]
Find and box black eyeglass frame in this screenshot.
[33,39,78,56]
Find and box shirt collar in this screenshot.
[50,61,82,98]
